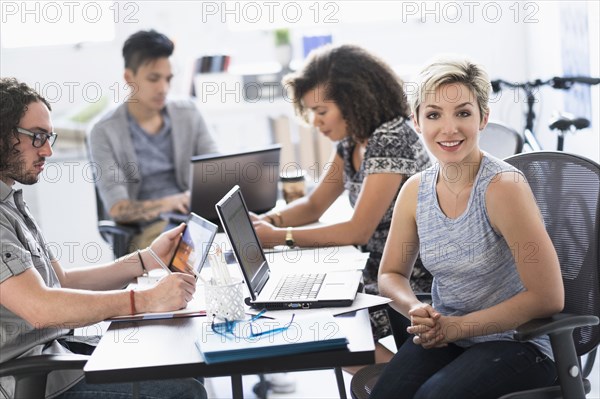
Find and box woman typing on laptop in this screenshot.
[251,44,432,364]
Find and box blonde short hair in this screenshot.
[409,56,491,122]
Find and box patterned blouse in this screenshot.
[336,115,433,338]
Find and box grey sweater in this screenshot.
[89,100,217,213]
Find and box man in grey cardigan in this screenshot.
[90,30,217,250]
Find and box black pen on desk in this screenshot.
[148,248,172,275]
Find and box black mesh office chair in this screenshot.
[479,121,524,158]
[499,151,600,399]
[351,151,600,399]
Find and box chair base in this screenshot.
[498,379,590,399]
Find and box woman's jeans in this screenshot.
[370,340,557,399]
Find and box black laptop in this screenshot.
[189,145,281,227]
[215,185,362,310]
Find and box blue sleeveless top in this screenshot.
[416,153,552,359]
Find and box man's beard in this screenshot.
[3,154,42,185]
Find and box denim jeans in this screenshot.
[369,340,556,399]
[55,378,207,399]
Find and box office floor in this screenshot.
[205,336,600,399]
[205,370,353,399]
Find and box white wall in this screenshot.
[523,0,600,160]
[2,1,532,114]
[3,2,597,157]
[2,1,599,267]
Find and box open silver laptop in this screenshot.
[216,185,362,310]
[189,145,281,227]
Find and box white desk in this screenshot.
[85,241,375,398]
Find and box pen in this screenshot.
[147,247,172,275]
[197,274,208,284]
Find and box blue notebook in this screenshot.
[196,312,348,364]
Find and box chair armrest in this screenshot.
[0,354,89,399]
[513,313,598,399]
[0,354,89,378]
[98,220,138,237]
[98,220,140,258]
[514,313,599,341]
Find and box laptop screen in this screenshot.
[216,186,269,298]
[190,145,281,224]
[169,212,218,277]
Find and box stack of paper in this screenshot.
[196,312,348,364]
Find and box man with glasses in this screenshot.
[4,127,56,184]
[0,77,206,398]
[89,30,217,250]
[14,127,57,148]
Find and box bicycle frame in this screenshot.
[491,76,600,151]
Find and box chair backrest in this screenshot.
[480,121,524,158]
[504,151,600,356]
[93,181,110,222]
[83,137,106,219]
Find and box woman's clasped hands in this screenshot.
[407,303,449,349]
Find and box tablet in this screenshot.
[169,212,218,278]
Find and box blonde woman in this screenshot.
[372,57,563,398]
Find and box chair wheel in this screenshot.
[253,375,270,399]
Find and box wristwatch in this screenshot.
[285,227,295,248]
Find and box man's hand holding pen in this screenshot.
[135,223,197,312]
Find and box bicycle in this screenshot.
[490,76,600,151]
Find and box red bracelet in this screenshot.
[129,289,137,315]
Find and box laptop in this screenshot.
[189,145,281,227]
[169,212,218,279]
[215,185,362,310]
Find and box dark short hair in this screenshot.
[122,29,174,73]
[282,44,410,141]
[0,77,51,171]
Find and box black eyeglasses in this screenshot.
[16,127,57,148]
[211,309,295,340]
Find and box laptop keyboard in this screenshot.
[271,273,326,300]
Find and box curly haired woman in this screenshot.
[252,44,432,363]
